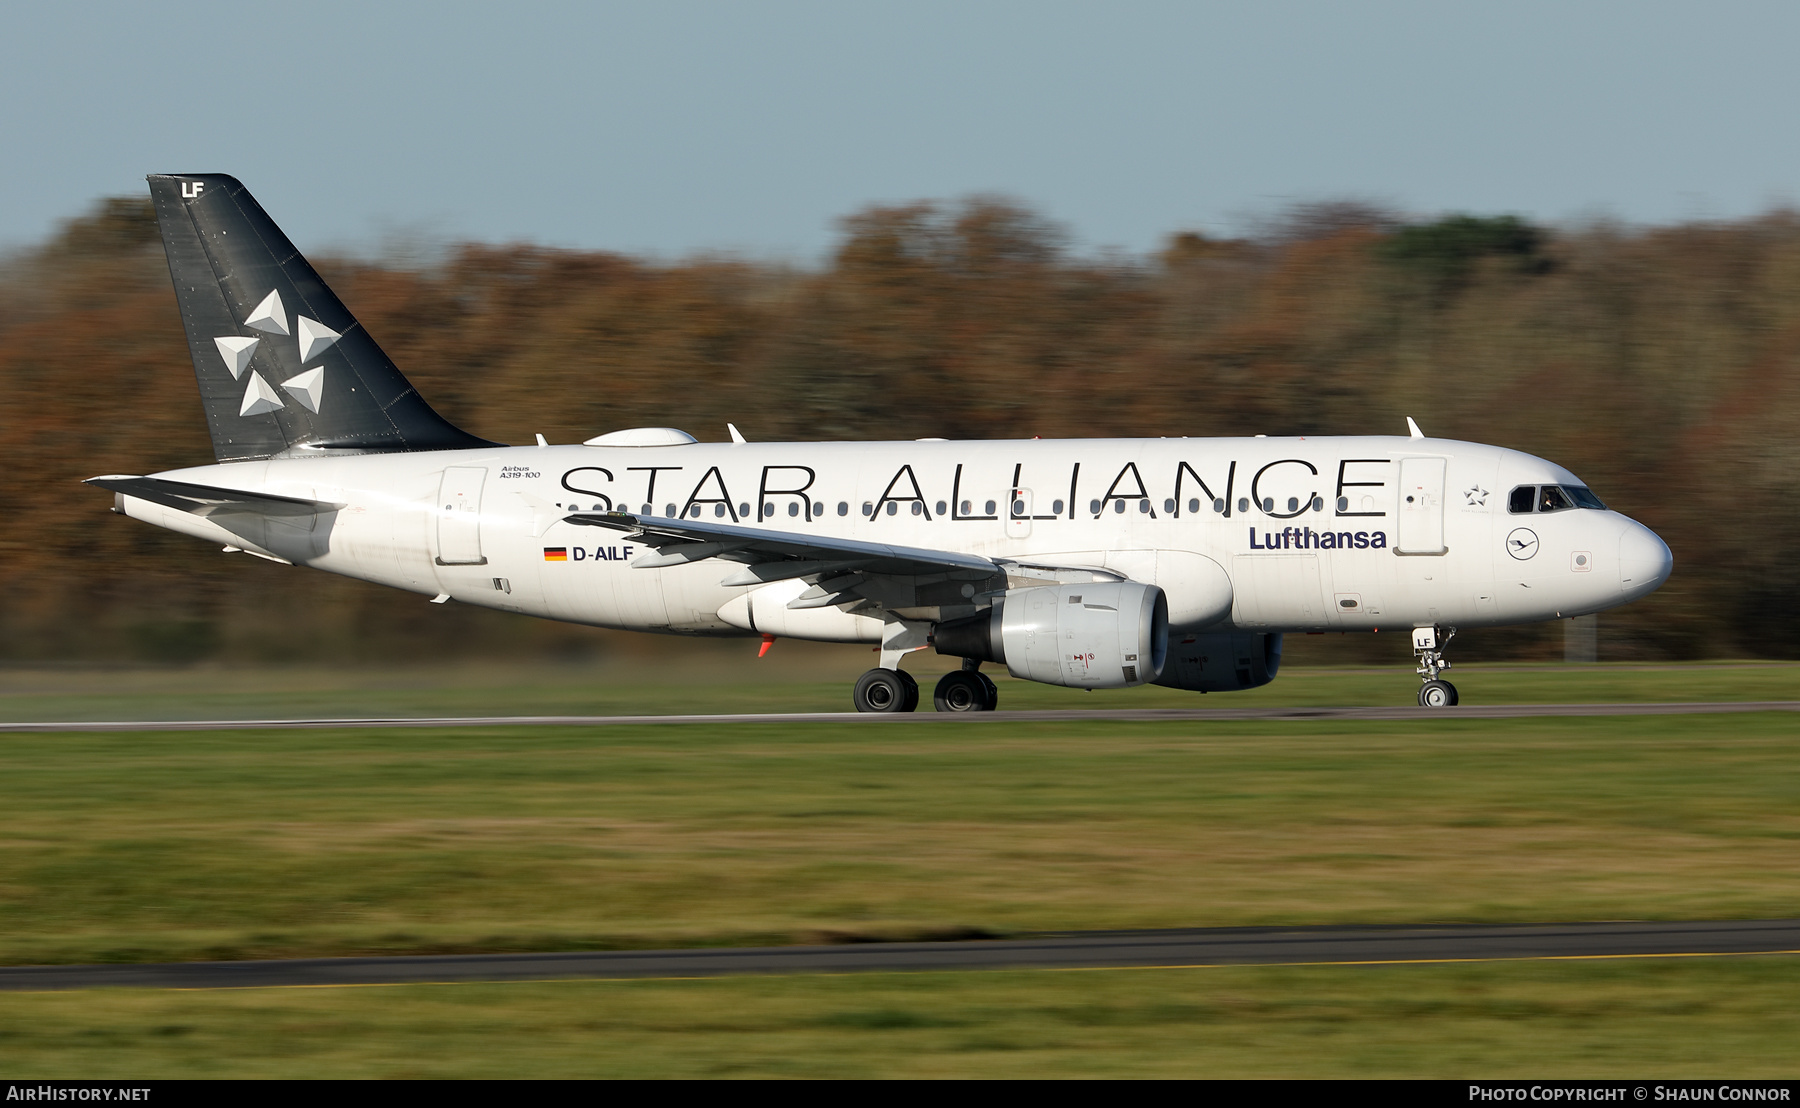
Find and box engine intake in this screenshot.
[934,581,1168,689]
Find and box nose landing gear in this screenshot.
[1413,625,1459,707]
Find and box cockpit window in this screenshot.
[1564,485,1607,510]
[1538,485,1575,513]
[1508,486,1535,514]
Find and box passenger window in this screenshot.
[837,502,849,516]
[1052,499,1064,514]
[1538,486,1574,513]
[1213,498,1225,513]
[1508,486,1535,514]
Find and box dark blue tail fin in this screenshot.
[147,174,496,462]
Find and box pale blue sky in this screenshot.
[6,1,1799,258]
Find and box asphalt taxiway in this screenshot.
[1,700,1797,731]
[1,919,1795,991]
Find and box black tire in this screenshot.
[1418,679,1459,708]
[854,668,915,713]
[934,671,991,712]
[897,669,920,713]
[976,671,999,711]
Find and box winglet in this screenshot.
[728,423,748,444]
[1406,417,1425,439]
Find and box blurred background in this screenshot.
[3,1,1798,668]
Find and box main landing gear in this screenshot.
[933,661,999,713]
[853,667,919,713]
[1413,624,1459,707]
[852,660,998,713]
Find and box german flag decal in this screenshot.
[543,547,568,561]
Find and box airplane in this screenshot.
[89,175,1674,712]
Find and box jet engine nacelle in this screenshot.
[934,581,1168,689]
[1153,631,1283,692]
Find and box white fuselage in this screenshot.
[118,435,1670,643]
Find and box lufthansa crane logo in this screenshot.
[1505,527,1540,560]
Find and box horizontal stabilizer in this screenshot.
[86,475,344,518]
[566,511,1000,580]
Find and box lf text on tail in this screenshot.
[91,175,1674,712]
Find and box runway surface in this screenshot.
[2,919,1795,991]
[2,701,1797,732]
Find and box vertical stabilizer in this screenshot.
[147,174,496,461]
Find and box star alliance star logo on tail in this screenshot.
[215,289,341,419]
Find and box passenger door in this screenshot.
[1396,457,1448,555]
[436,466,489,566]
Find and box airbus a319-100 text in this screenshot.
[91,175,1674,711]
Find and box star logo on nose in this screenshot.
[1464,486,1488,506]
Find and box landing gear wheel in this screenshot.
[1418,679,1459,708]
[934,671,992,712]
[976,671,998,711]
[854,668,917,713]
[898,669,920,713]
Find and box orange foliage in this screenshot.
[3,197,1798,661]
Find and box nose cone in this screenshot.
[1618,522,1673,599]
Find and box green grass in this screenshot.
[0,711,1795,966]
[2,664,1796,1076]
[1,655,1796,722]
[4,958,1799,1077]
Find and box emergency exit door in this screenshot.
[436,466,489,565]
[1397,457,1447,555]
[1006,488,1033,539]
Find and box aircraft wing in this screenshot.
[86,475,345,518]
[565,510,1000,587]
